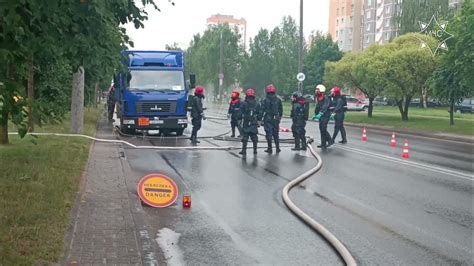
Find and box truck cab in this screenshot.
[115,50,195,135]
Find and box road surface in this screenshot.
[119,106,473,265]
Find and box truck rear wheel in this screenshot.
[175,129,184,136]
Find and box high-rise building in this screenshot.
[206,14,247,50]
[362,0,400,50]
[328,0,364,52]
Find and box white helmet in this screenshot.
[315,84,326,93]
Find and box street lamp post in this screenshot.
[298,0,304,93]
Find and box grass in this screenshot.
[282,102,473,136]
[0,108,102,265]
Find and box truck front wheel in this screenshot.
[175,129,184,136]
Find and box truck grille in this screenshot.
[136,101,176,113]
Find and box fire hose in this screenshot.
[282,142,357,266]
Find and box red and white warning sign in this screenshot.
[137,173,179,208]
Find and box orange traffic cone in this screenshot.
[362,128,368,142]
[402,140,410,159]
[390,132,397,148]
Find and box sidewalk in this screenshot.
[61,118,160,265]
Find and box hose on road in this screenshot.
[282,143,357,266]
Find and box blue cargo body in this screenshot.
[116,50,189,135]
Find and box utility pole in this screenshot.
[219,31,224,102]
[298,0,304,93]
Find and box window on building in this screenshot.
[336,31,338,37]
[385,19,390,27]
[385,32,390,40]
[366,11,371,19]
[336,19,339,26]
[368,0,374,6]
[366,23,370,31]
[337,8,339,16]
[350,16,353,22]
[366,36,370,43]
[385,5,391,14]
[340,29,344,36]
[341,18,344,24]
[342,7,345,14]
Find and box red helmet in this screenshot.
[195,86,205,96]
[246,88,256,97]
[231,91,240,99]
[265,84,277,94]
[332,87,342,97]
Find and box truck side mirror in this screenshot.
[189,74,196,89]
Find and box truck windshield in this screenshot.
[128,70,184,91]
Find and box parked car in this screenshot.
[345,96,368,111]
[455,98,473,113]
[373,97,388,106]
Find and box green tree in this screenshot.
[304,33,342,94]
[240,29,272,97]
[352,45,389,117]
[383,33,438,121]
[397,0,451,34]
[396,0,452,107]
[269,16,301,97]
[186,24,244,98]
[0,0,161,143]
[429,0,474,125]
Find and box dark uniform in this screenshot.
[261,94,283,153]
[107,86,116,122]
[315,95,334,148]
[190,93,205,144]
[228,98,242,137]
[239,96,261,158]
[291,94,308,151]
[331,95,347,143]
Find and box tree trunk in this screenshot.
[0,109,8,145]
[27,58,35,132]
[368,97,374,118]
[422,87,428,109]
[449,100,454,126]
[397,99,404,120]
[402,96,411,121]
[71,66,85,134]
[94,82,99,108]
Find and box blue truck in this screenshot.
[114,50,195,135]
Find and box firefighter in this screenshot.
[313,84,334,149]
[261,84,283,154]
[107,84,116,122]
[238,88,261,159]
[227,90,242,138]
[290,92,308,151]
[190,86,206,144]
[331,87,347,144]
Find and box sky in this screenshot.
[124,0,330,50]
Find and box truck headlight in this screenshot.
[123,119,135,125]
[178,119,188,124]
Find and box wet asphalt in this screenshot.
[120,105,473,265]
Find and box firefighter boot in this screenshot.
[275,137,281,153]
[239,140,248,159]
[300,136,307,151]
[264,136,273,154]
[291,137,301,151]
